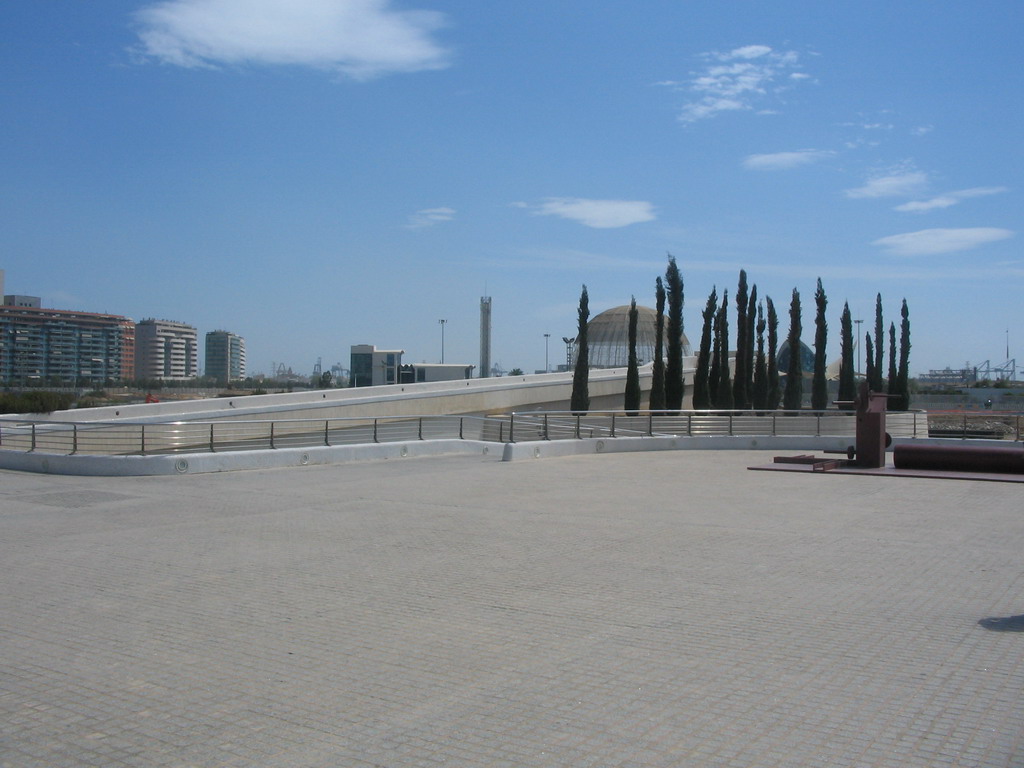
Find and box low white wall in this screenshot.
[501,434,855,461]
[1,439,496,476]
[24,364,690,425]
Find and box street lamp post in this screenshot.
[438,319,446,364]
[544,333,550,373]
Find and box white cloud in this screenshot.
[405,206,455,228]
[872,227,1014,256]
[845,171,928,199]
[895,186,1009,213]
[743,149,834,171]
[726,45,773,60]
[132,0,450,79]
[521,198,656,229]
[676,45,807,123]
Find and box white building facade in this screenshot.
[135,319,198,381]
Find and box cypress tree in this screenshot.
[895,299,911,411]
[838,302,856,410]
[624,297,640,415]
[766,296,781,410]
[664,255,685,412]
[649,277,666,413]
[570,285,590,413]
[887,322,898,396]
[716,291,733,409]
[692,287,717,410]
[745,285,757,410]
[812,278,828,411]
[783,288,803,410]
[752,302,768,410]
[865,334,875,392]
[709,302,721,408]
[733,270,748,410]
[872,293,884,392]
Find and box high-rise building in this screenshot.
[0,305,135,384]
[135,319,198,381]
[205,330,246,385]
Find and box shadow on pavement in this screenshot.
[978,615,1024,632]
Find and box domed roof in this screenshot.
[579,305,692,369]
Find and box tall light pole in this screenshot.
[438,319,446,364]
[544,333,550,373]
[854,319,863,377]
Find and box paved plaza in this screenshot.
[2,449,1024,767]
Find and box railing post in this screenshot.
[499,421,504,443]
[459,417,464,440]
[140,424,146,455]
[648,413,654,436]
[325,420,330,446]
[210,423,216,452]
[688,413,693,436]
[729,414,734,436]
[270,422,276,449]
[418,417,423,440]
[575,414,581,439]
[772,414,777,436]
[509,414,515,443]
[30,424,36,452]
[373,419,379,443]
[71,424,78,455]
[816,413,821,437]
[610,413,616,438]
[543,414,549,440]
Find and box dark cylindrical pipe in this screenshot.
[894,444,1024,474]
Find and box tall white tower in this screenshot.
[479,296,492,378]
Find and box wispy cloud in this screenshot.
[872,227,1014,256]
[516,198,656,229]
[132,0,451,80]
[895,186,1009,213]
[743,149,835,171]
[405,206,455,228]
[671,45,808,123]
[845,171,928,199]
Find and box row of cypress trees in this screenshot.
[571,259,911,413]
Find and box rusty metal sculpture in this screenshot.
[757,379,1024,481]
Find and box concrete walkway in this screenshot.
[2,450,1023,767]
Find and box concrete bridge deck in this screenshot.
[3,449,1023,766]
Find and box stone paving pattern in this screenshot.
[2,450,1024,767]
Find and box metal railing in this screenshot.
[503,410,924,442]
[0,409,968,458]
[0,415,495,457]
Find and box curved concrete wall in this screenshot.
[24,362,695,425]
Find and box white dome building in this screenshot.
[574,305,692,369]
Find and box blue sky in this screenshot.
[2,0,1021,378]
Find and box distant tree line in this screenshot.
[570,259,911,413]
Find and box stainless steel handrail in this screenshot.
[0,408,989,459]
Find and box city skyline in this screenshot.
[2,1,1021,377]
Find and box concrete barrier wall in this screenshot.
[0,439,496,476]
[23,364,689,425]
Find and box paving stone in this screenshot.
[2,450,1024,766]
